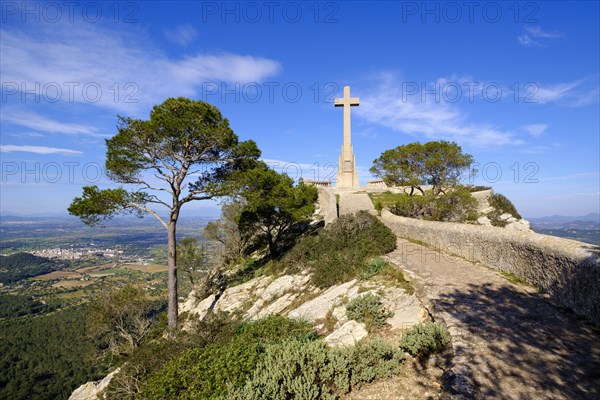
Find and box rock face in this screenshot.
[181,271,427,341]
[68,368,120,400]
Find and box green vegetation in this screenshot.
[370,141,474,196]
[398,322,451,358]
[0,253,62,284]
[360,257,388,280]
[0,303,110,400]
[110,315,315,399]
[389,187,478,223]
[283,211,397,288]
[237,168,318,257]
[346,294,392,330]
[68,97,262,330]
[500,272,531,287]
[0,294,58,318]
[230,338,402,399]
[487,193,522,227]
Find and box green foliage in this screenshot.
[346,294,392,330]
[371,141,474,195]
[132,316,314,400]
[465,185,492,192]
[0,303,109,400]
[68,97,263,329]
[390,187,477,222]
[67,186,144,226]
[237,167,318,257]
[488,193,522,221]
[230,338,402,399]
[0,294,57,318]
[87,284,165,357]
[360,258,388,280]
[398,322,451,358]
[285,211,397,288]
[0,252,62,284]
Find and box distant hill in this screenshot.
[0,253,62,284]
[528,213,599,246]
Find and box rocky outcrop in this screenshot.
[68,368,120,400]
[181,270,427,341]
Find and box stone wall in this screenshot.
[317,186,338,225]
[380,209,600,325]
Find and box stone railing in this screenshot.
[304,179,331,187]
[381,209,600,325]
[366,179,388,189]
[317,186,338,224]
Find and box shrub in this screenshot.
[488,193,522,220]
[230,338,403,399]
[360,258,388,280]
[390,187,477,223]
[398,322,451,358]
[347,339,403,388]
[285,211,397,288]
[121,316,314,400]
[346,294,392,330]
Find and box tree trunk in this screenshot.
[167,221,178,331]
[267,231,276,257]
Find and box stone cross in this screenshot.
[334,86,360,188]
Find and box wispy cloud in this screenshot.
[518,26,564,47]
[535,80,599,106]
[162,24,198,46]
[0,145,82,155]
[355,74,518,148]
[522,124,548,137]
[0,22,281,114]
[1,109,104,137]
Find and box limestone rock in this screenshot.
[324,320,368,347]
[288,279,357,322]
[68,368,120,400]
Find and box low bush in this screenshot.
[398,322,451,358]
[230,338,402,399]
[487,193,522,227]
[360,258,388,280]
[346,294,392,331]
[390,187,477,223]
[284,211,397,288]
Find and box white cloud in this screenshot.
[1,109,104,137]
[523,124,548,137]
[535,80,598,106]
[518,34,541,47]
[518,26,564,47]
[162,24,198,46]
[0,22,281,115]
[355,74,517,148]
[0,145,82,155]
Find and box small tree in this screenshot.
[370,142,426,196]
[68,97,260,331]
[204,201,248,264]
[237,168,318,257]
[177,237,224,300]
[87,285,159,357]
[422,141,473,195]
[370,141,473,195]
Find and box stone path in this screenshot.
[338,191,375,216]
[385,238,600,400]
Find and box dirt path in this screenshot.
[385,238,600,400]
[338,192,375,216]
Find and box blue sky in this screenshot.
[1,1,598,218]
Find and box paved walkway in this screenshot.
[385,238,600,399]
[338,191,375,216]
